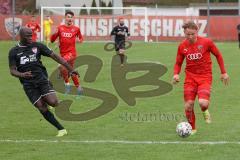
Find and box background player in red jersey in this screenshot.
[172,21,229,135]
[51,10,83,95]
[25,15,41,42]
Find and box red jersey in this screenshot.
[50,24,83,57]
[174,36,226,75]
[25,22,40,42]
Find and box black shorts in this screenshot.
[115,41,125,51]
[23,81,55,105]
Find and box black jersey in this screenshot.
[8,42,53,84]
[110,25,130,42]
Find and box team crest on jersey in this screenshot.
[4,18,22,37]
[183,48,188,53]
[198,45,203,51]
[32,47,38,54]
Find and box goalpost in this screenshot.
[41,6,149,42]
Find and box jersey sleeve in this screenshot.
[8,48,17,67]
[208,39,226,74]
[110,26,117,35]
[173,45,185,75]
[126,27,130,36]
[50,26,59,42]
[77,28,83,41]
[36,23,41,32]
[38,43,53,57]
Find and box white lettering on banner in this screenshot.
[98,19,108,36]
[130,19,139,36]
[151,19,161,36]
[86,19,96,36]
[174,19,184,37]
[74,19,79,28]
[123,19,128,28]
[163,19,173,37]
[80,19,85,35]
[76,18,207,38]
[140,19,150,36]
[198,20,207,37]
[108,19,113,35]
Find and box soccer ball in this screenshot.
[176,122,192,138]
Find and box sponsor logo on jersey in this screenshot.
[197,45,204,52]
[5,18,22,37]
[61,32,73,38]
[198,45,203,50]
[183,48,188,53]
[186,53,202,60]
[20,54,37,65]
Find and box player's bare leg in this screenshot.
[35,95,67,137]
[118,49,125,67]
[199,99,211,124]
[68,59,83,97]
[46,35,50,47]
[184,100,197,135]
[59,65,71,94]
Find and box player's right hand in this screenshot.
[20,71,33,78]
[172,74,180,85]
[220,73,229,86]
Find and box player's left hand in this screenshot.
[220,73,229,85]
[172,74,180,85]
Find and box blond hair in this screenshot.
[182,21,198,30]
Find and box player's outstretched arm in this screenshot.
[49,52,79,77]
[50,28,59,43]
[172,46,184,85]
[9,65,33,78]
[208,40,229,85]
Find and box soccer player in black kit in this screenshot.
[8,27,79,137]
[110,17,130,67]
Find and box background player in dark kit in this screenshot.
[110,17,130,67]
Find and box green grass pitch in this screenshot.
[0,41,240,160]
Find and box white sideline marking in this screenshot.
[0,139,240,145]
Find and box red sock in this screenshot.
[71,74,80,88]
[60,67,69,83]
[185,109,196,130]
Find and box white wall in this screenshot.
[133,7,199,16]
[37,0,123,15]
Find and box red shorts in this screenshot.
[184,73,212,101]
[61,52,77,67]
